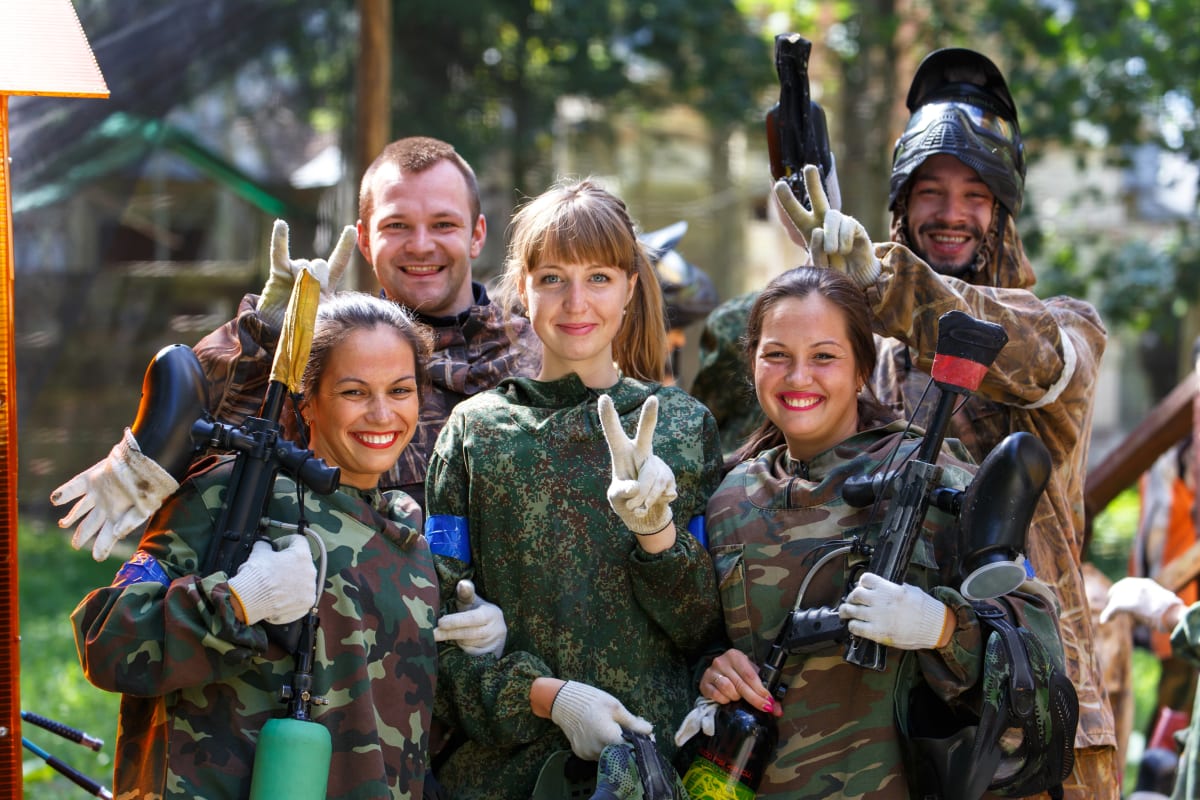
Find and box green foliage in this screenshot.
[18,522,121,799]
[1087,486,1141,584]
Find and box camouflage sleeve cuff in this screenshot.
[922,586,983,686]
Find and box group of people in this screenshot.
[52,44,1153,800]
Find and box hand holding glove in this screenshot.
[433,579,507,657]
[674,696,720,747]
[227,536,319,626]
[839,572,953,651]
[1100,577,1186,632]
[550,681,653,760]
[51,428,179,561]
[257,219,357,327]
[598,394,677,536]
[809,209,882,289]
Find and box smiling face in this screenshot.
[302,325,420,490]
[754,293,862,462]
[904,153,996,277]
[356,159,484,317]
[521,259,636,387]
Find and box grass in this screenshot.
[18,518,122,799]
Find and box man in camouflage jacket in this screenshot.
[71,458,439,799]
[197,136,541,511]
[776,48,1117,799]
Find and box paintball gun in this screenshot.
[194,269,339,650]
[770,311,1051,673]
[765,32,836,211]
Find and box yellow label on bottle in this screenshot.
[682,759,755,800]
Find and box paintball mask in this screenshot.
[889,48,1026,217]
[640,221,718,331]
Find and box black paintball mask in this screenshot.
[889,48,1026,219]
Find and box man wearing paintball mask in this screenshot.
[775,48,1117,798]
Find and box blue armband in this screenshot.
[426,514,471,563]
[113,550,170,588]
[1023,555,1036,579]
[687,515,707,550]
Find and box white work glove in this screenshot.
[227,536,319,626]
[674,696,720,747]
[51,428,179,561]
[839,572,953,651]
[550,681,654,761]
[773,164,832,248]
[257,219,357,328]
[810,210,882,289]
[1100,577,1186,632]
[433,579,507,657]
[598,394,677,535]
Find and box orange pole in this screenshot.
[0,94,22,797]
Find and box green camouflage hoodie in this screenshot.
[426,374,723,799]
[71,457,438,799]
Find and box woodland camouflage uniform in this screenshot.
[71,458,438,800]
[426,374,723,800]
[873,208,1117,798]
[194,282,541,507]
[705,418,1064,799]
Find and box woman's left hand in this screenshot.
[839,572,953,650]
[598,394,677,536]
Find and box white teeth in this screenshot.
[403,265,441,274]
[358,433,396,446]
[781,396,819,410]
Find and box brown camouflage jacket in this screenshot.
[193,284,541,508]
[705,424,1064,798]
[71,457,439,799]
[867,238,1115,752]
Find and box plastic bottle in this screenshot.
[682,641,787,799]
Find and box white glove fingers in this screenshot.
[56,492,96,529]
[325,225,357,291]
[269,219,293,277]
[802,164,830,220]
[631,395,659,463]
[598,394,636,477]
[68,509,102,550]
[809,229,828,268]
[773,179,815,239]
[50,472,90,507]
[455,578,479,609]
[90,523,120,561]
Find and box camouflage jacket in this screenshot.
[1169,604,1200,800]
[705,424,1061,798]
[690,291,761,458]
[867,241,1115,752]
[193,283,541,508]
[426,374,724,799]
[71,457,439,800]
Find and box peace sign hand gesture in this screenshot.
[598,394,677,536]
[773,164,832,249]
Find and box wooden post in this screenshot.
[351,0,392,293]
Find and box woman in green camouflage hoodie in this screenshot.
[425,179,724,798]
[72,293,442,799]
[676,268,1064,799]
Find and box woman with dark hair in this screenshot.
[72,292,446,799]
[677,267,1061,798]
